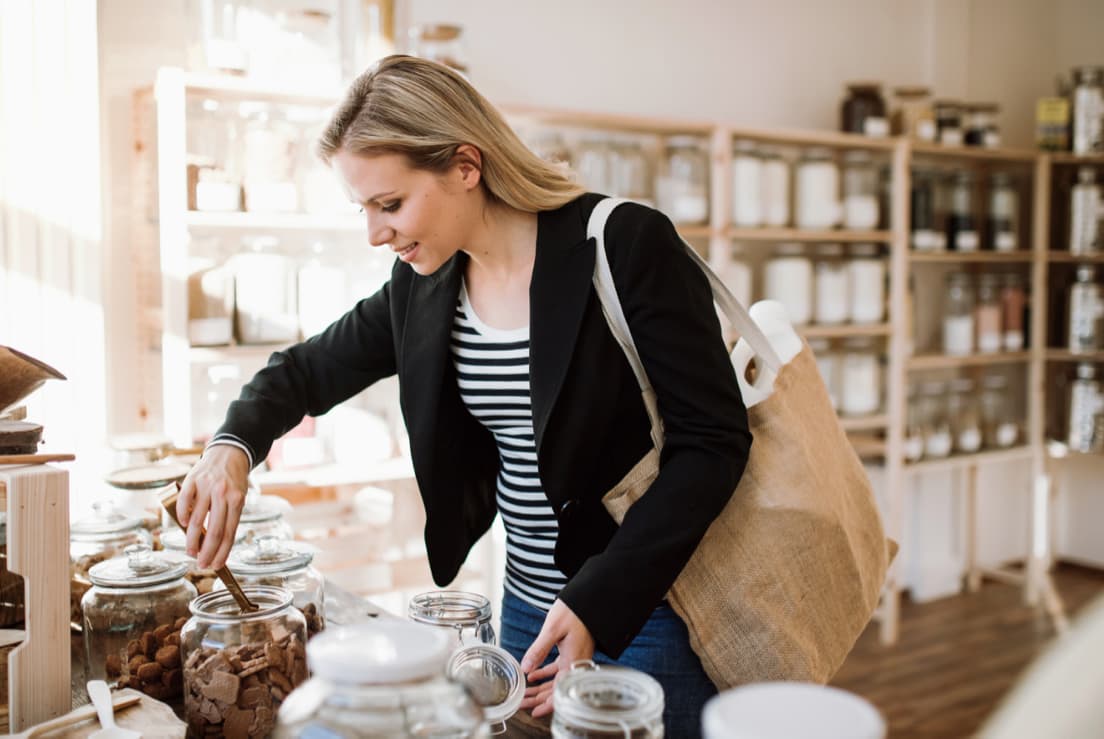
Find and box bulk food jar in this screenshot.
[408,590,525,732]
[275,621,487,738]
[161,525,245,595]
[225,536,325,639]
[182,585,309,737]
[656,136,709,225]
[552,661,665,738]
[70,502,153,628]
[82,544,196,701]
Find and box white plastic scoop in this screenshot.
[87,680,141,739]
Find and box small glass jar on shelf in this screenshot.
[574,135,613,195]
[910,169,941,251]
[241,104,300,214]
[224,536,325,639]
[764,243,813,326]
[920,381,953,459]
[1001,273,1027,352]
[934,100,965,146]
[731,140,763,227]
[891,86,936,141]
[975,274,1003,354]
[82,544,196,700]
[656,136,709,225]
[904,384,925,463]
[182,586,309,737]
[1069,166,1101,255]
[1072,65,1104,155]
[613,140,653,207]
[848,243,885,325]
[1068,265,1103,352]
[839,338,881,418]
[795,148,840,229]
[840,82,888,137]
[760,148,791,227]
[552,661,665,739]
[1068,363,1103,453]
[948,378,983,454]
[964,103,1001,147]
[943,272,976,356]
[987,172,1019,252]
[841,150,880,230]
[947,171,979,252]
[813,243,849,325]
[981,374,1021,449]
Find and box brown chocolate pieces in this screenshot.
[114,617,185,702]
[300,602,325,639]
[184,626,307,738]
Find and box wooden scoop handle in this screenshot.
[161,484,258,613]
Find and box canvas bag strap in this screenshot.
[587,197,783,452]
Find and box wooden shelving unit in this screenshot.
[1046,349,1104,363]
[907,351,1032,370]
[1047,251,1104,264]
[798,323,891,339]
[909,251,1035,264]
[726,227,892,243]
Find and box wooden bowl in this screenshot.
[0,346,65,414]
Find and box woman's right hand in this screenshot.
[177,444,250,571]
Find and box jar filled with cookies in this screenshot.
[70,502,153,629]
[182,585,309,738]
[161,525,245,595]
[224,536,325,639]
[81,544,196,701]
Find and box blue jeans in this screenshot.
[500,590,716,738]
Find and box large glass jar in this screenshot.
[760,148,790,227]
[840,82,888,137]
[943,273,976,356]
[891,86,935,141]
[981,375,1020,449]
[813,243,849,325]
[839,338,881,417]
[731,140,763,227]
[182,586,309,737]
[275,622,487,738]
[910,170,940,251]
[1068,363,1103,453]
[226,536,325,639]
[975,274,1003,354]
[1068,265,1103,352]
[1072,65,1104,155]
[575,136,613,195]
[947,171,979,252]
[82,544,196,701]
[0,513,24,627]
[764,243,813,325]
[161,525,245,596]
[1070,166,1101,255]
[70,502,154,629]
[409,590,495,648]
[848,243,886,324]
[552,661,664,739]
[104,460,193,543]
[934,100,964,146]
[948,379,983,454]
[613,140,653,207]
[920,381,953,459]
[987,172,1019,252]
[656,136,709,225]
[841,150,880,230]
[795,148,840,229]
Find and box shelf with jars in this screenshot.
[909,252,1035,264]
[1046,349,1104,362]
[902,445,1035,475]
[1048,252,1104,263]
[798,323,892,339]
[726,228,893,243]
[907,352,1033,370]
[910,141,1039,163]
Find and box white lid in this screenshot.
[307,622,451,685]
[702,682,885,739]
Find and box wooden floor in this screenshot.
[831,563,1104,738]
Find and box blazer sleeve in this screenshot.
[212,273,399,465]
[557,204,752,657]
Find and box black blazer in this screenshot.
[216,193,751,657]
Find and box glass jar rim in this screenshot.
[553,662,664,731]
[88,544,190,587]
[228,536,314,575]
[409,590,492,627]
[190,585,293,621]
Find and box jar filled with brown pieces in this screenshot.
[161,526,245,595]
[182,586,309,738]
[224,536,325,638]
[82,543,196,701]
[70,502,153,629]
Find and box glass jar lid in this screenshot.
[409,590,492,630]
[104,461,191,490]
[553,661,664,733]
[70,501,145,540]
[307,621,451,685]
[702,683,885,739]
[447,643,524,727]
[240,494,289,524]
[228,535,314,575]
[87,543,189,588]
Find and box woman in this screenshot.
[178,54,751,735]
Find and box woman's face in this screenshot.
[332,148,482,276]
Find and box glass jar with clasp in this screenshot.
[551,661,665,738]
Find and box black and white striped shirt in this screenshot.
[451,283,566,611]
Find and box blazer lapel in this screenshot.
[530,196,597,453]
[400,253,464,495]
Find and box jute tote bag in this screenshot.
[589,198,895,690]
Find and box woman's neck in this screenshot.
[462,202,539,285]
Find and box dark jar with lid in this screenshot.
[841,83,887,136]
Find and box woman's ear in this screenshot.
[453,144,483,191]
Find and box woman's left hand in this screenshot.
[519,599,595,718]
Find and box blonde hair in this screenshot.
[318,55,585,212]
